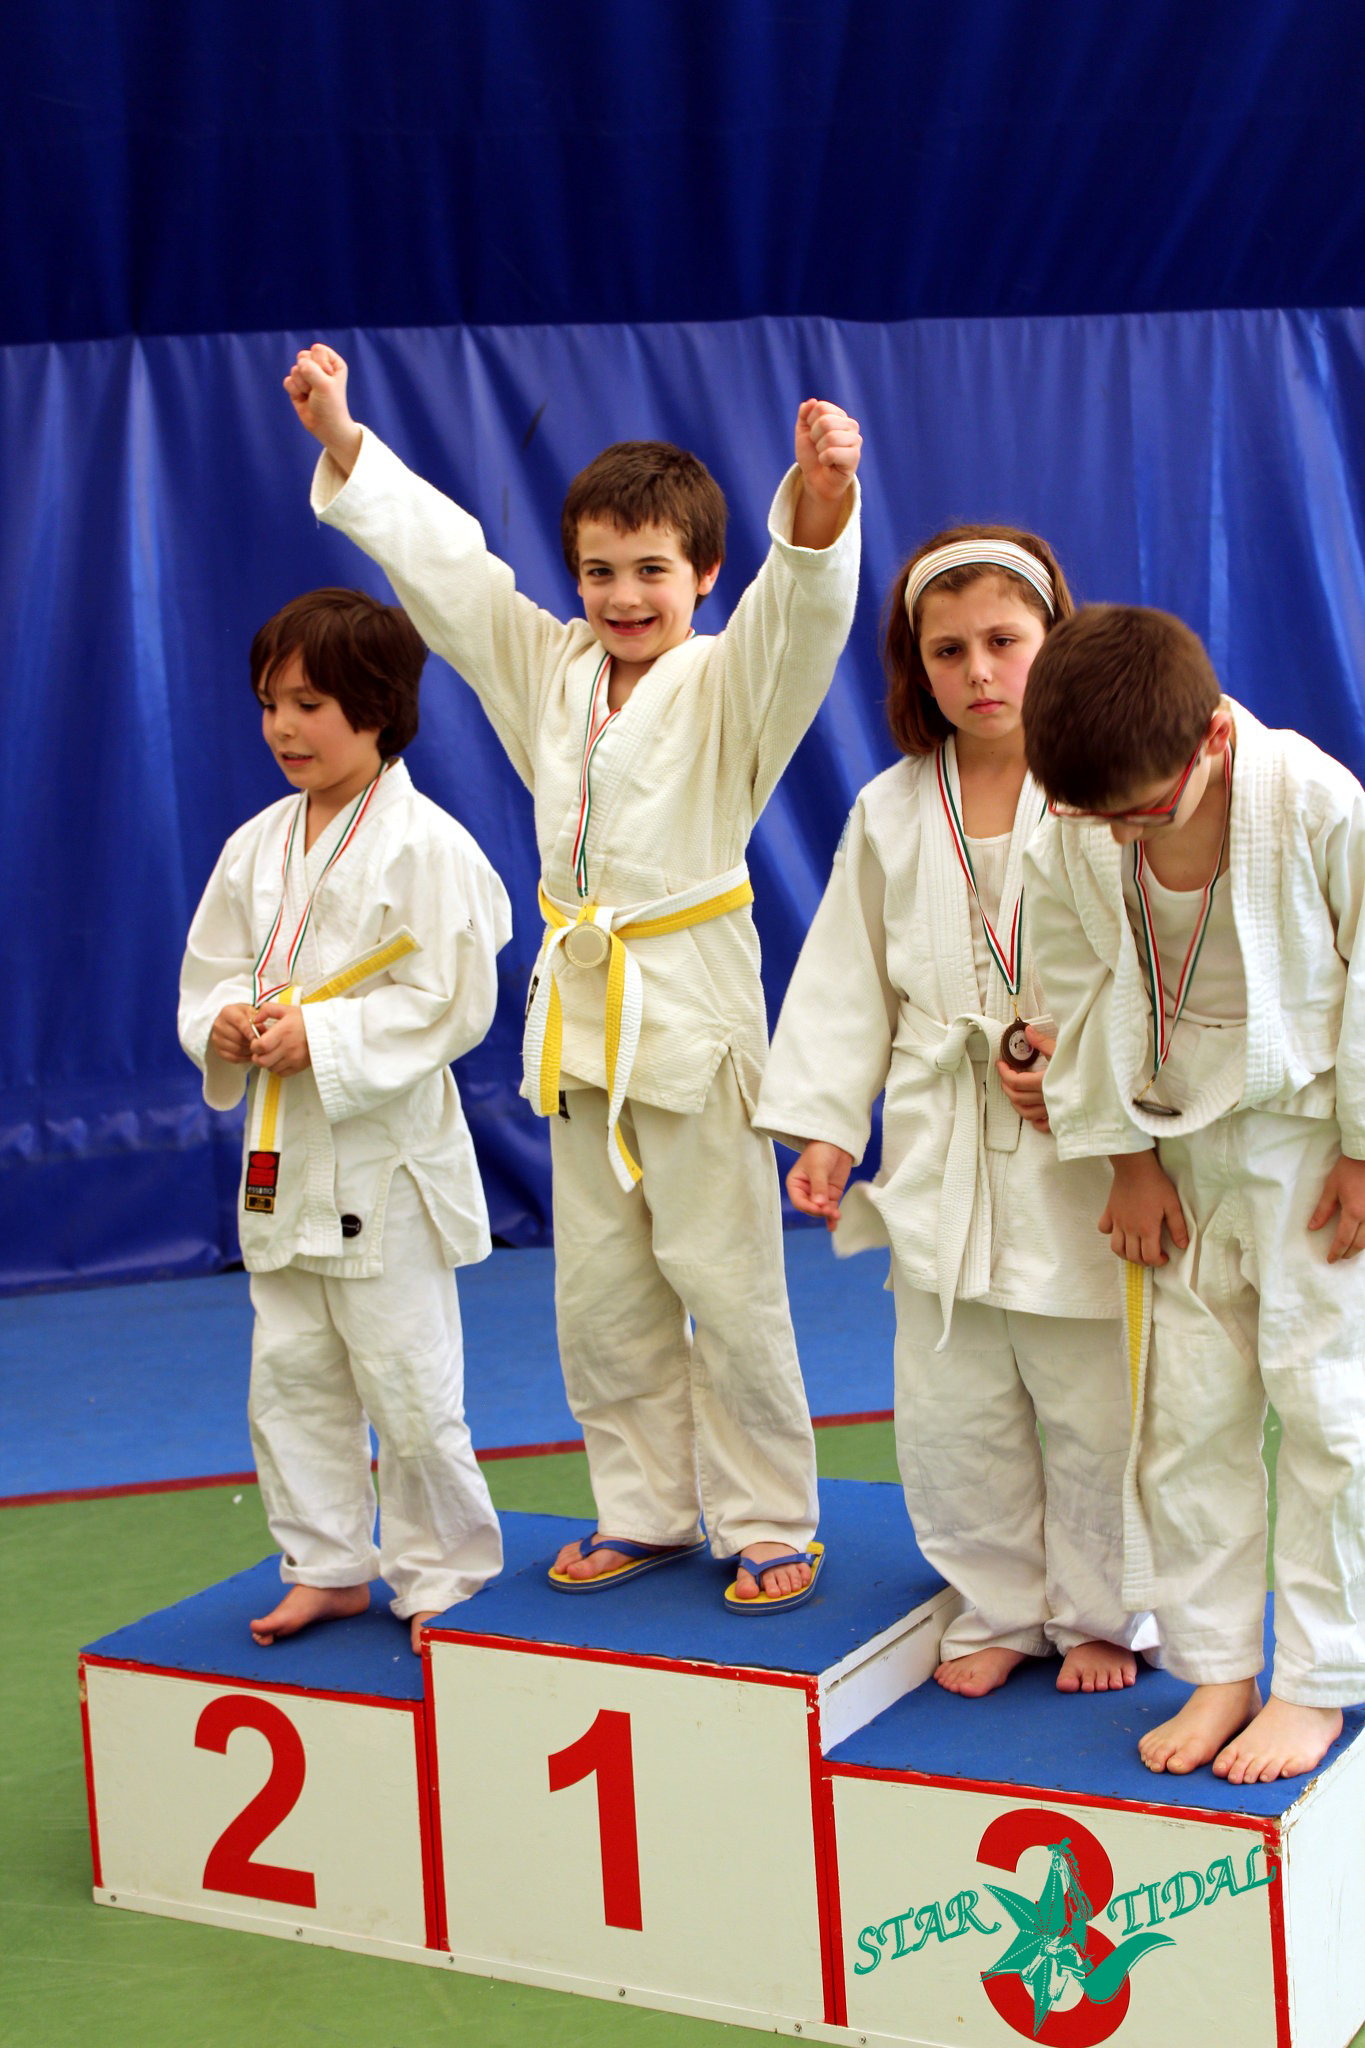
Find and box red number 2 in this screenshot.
[547,1707,643,1930]
[195,1694,317,1910]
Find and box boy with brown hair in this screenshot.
[179,587,511,1652]
[281,343,862,1608]
[1022,602,1365,1781]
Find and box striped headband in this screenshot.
[905,540,1056,619]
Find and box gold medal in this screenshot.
[563,921,611,969]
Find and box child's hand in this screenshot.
[282,344,363,474]
[787,1141,854,1231]
[1099,1151,1188,1266]
[210,1003,257,1065]
[250,1004,312,1077]
[794,400,862,502]
[996,1025,1055,1131]
[1307,1154,1365,1262]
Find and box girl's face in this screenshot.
[916,575,1048,749]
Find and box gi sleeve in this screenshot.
[178,839,257,1113]
[1310,767,1365,1157]
[716,468,862,814]
[303,830,512,1124]
[311,429,577,790]
[1026,821,1153,1160]
[754,799,897,1161]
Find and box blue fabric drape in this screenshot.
[5,307,1365,1289]
[4,2,1365,346]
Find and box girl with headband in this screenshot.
[756,525,1145,1697]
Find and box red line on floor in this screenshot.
[1,1412,893,1509]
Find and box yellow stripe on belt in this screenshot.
[251,930,421,1162]
[526,872,754,1191]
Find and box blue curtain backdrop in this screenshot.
[5,307,1365,1290]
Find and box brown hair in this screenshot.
[250,588,426,757]
[1022,605,1221,809]
[561,441,727,599]
[882,525,1075,757]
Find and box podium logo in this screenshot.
[853,1803,1277,2043]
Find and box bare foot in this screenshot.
[551,1535,690,1583]
[1214,1695,1344,1784]
[249,1582,369,1645]
[935,1647,1030,1696]
[731,1540,813,1602]
[409,1609,439,1655]
[1058,1639,1138,1693]
[1138,1678,1261,1773]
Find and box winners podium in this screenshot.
[79,1480,1365,2046]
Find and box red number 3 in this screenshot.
[977,1807,1129,2046]
[195,1694,317,1910]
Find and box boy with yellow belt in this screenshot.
[282,344,862,1606]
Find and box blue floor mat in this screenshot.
[3,1228,895,1498]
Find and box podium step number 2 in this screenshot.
[83,1661,436,1953]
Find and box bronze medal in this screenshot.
[563,922,611,969]
[1000,1020,1039,1072]
[1133,1093,1183,1119]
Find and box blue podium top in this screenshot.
[81,1512,581,1703]
[428,1479,947,1679]
[827,1605,1365,1820]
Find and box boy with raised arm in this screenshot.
[282,343,861,1607]
[1023,604,1365,1781]
[179,588,510,1653]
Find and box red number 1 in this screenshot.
[547,1708,643,1930]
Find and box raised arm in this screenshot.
[283,343,578,787]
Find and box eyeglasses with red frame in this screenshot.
[1046,733,1207,826]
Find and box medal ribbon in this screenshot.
[1131,747,1233,1082]
[935,745,1038,1002]
[252,763,392,1006]
[570,653,615,899]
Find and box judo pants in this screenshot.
[549,1060,819,1557]
[1140,1111,1365,1705]
[248,1170,503,1619]
[891,1279,1134,1659]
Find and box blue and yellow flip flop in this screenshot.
[722,1541,825,1614]
[547,1534,708,1593]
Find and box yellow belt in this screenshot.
[525,869,754,1191]
[251,929,421,1156]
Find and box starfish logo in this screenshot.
[981,1837,1174,2038]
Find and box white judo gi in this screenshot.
[1027,701,1365,1705]
[178,761,511,1617]
[756,747,1135,1657]
[311,430,861,1556]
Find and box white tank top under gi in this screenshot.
[1121,856,1248,1113]
[965,831,1012,1010]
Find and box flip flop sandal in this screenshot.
[547,1533,708,1592]
[723,1541,825,1614]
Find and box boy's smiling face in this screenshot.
[575,519,718,671]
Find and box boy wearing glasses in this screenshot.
[1021,604,1365,1785]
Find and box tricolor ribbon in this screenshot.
[252,763,393,1007]
[570,653,615,899]
[1131,747,1233,1087]
[935,745,1040,1002]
